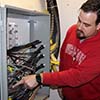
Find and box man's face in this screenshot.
[76,10,100,40]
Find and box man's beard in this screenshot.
[76,29,87,40]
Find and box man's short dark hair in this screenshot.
[80,0,100,25]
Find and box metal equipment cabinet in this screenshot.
[0,6,50,100]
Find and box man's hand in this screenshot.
[12,75,38,89]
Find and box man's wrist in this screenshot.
[36,74,42,85]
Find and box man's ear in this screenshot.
[97,23,100,30]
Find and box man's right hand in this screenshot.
[12,75,38,90]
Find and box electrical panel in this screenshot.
[0,6,50,100]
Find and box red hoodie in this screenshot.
[43,24,100,100]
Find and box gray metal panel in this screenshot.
[0,8,2,100]
[0,6,50,100]
[0,7,8,100]
[30,15,50,72]
[7,18,30,48]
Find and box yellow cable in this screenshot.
[51,60,59,65]
[50,53,59,71]
[51,65,58,72]
[8,97,12,100]
[50,43,57,52]
[8,65,14,73]
[51,53,58,61]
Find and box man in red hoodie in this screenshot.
[13,0,100,99]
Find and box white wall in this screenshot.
[57,0,87,44]
[0,0,46,12]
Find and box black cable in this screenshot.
[46,0,61,58]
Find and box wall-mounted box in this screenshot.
[0,5,50,100]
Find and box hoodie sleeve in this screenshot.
[43,53,100,87]
[42,45,100,87]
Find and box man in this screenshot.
[13,0,100,99]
